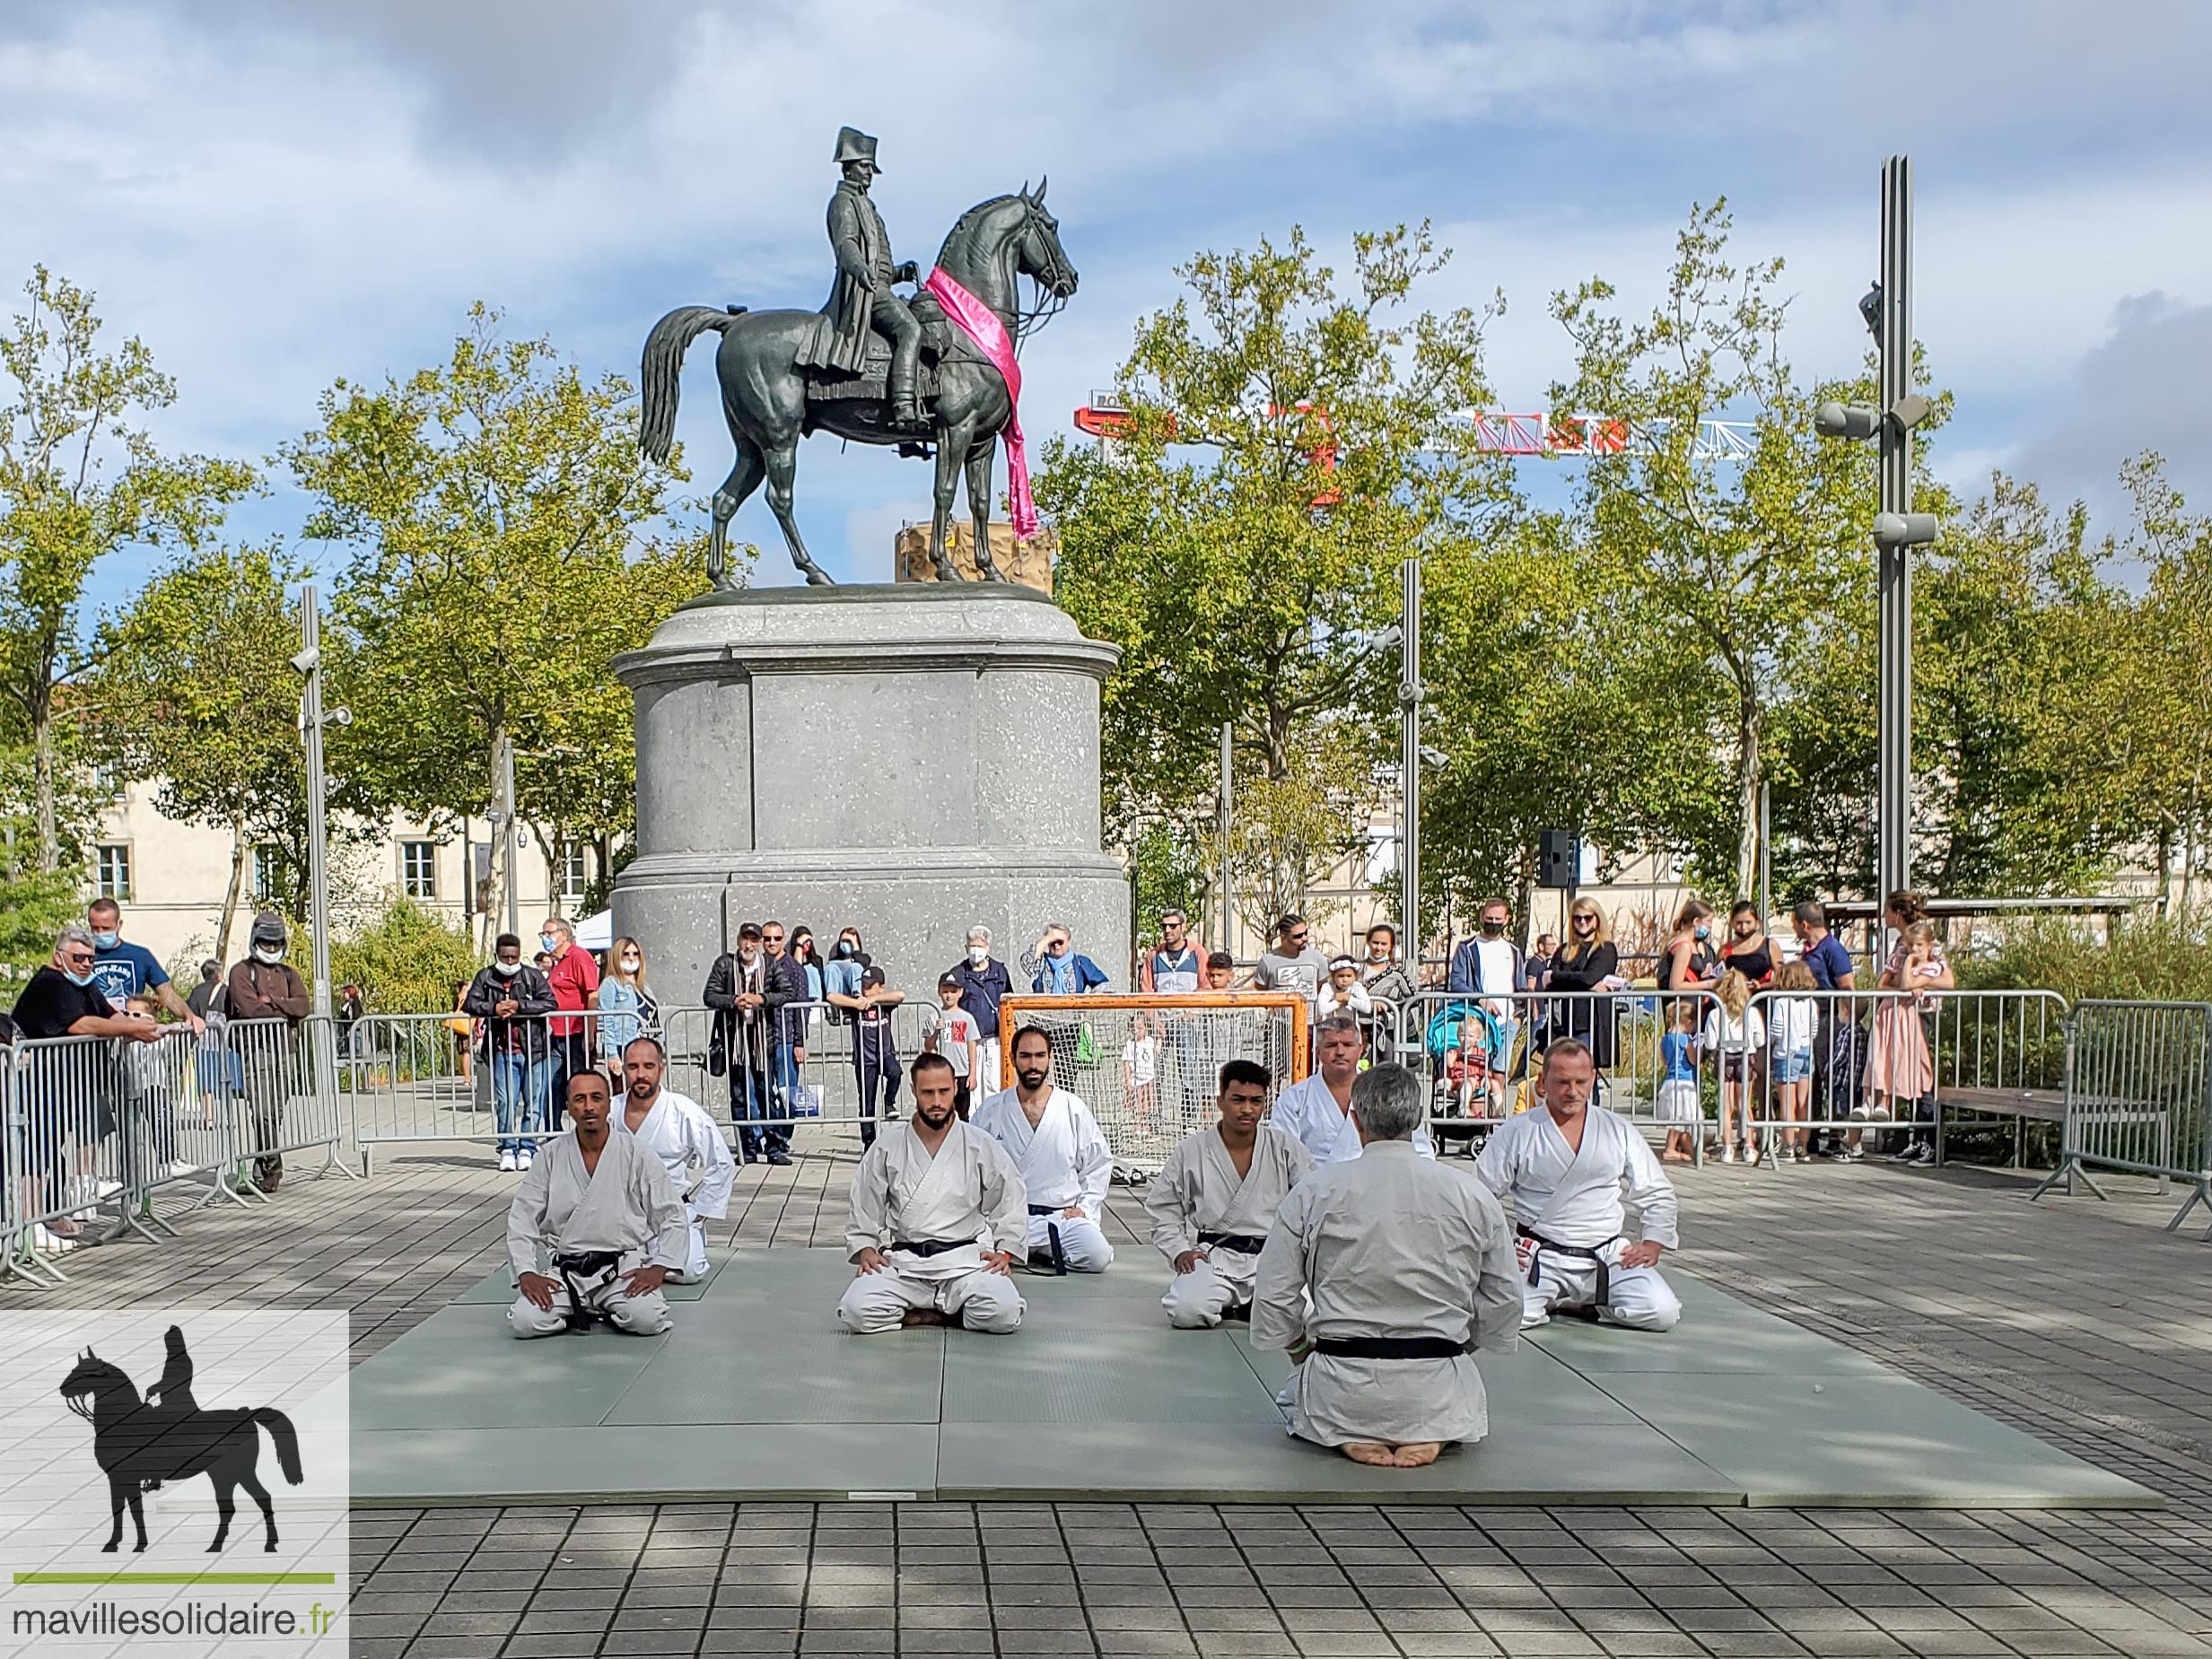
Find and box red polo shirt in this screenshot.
[547,943,599,1038]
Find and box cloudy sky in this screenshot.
[5,0,2210,594]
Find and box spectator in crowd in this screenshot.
[704,922,783,1166]
[532,950,554,973]
[824,927,872,1008]
[595,937,661,1078]
[790,927,826,1000]
[337,982,366,1062]
[224,912,310,1193]
[1316,955,1372,1024]
[946,925,1012,1088]
[1123,1010,1159,1123]
[922,972,982,1117]
[760,921,810,1123]
[1202,950,1237,992]
[1359,922,1414,1008]
[1860,894,1954,1166]
[447,978,476,1086]
[1655,998,1701,1164]
[1657,899,1719,997]
[1768,960,1819,1162]
[1720,900,1775,987]
[540,915,599,1105]
[831,962,905,1150]
[1447,897,1526,1115]
[86,897,203,1034]
[464,934,558,1172]
[1139,910,1206,993]
[1545,898,1623,1088]
[1792,900,1858,1157]
[1702,968,1764,1164]
[1524,930,1559,1058]
[1021,922,1110,1090]
[185,959,224,1021]
[1252,913,1329,1012]
[11,924,161,1251]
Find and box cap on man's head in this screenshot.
[249,911,286,945]
[738,921,763,940]
[861,964,887,989]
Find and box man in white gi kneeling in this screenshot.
[972,1025,1115,1273]
[1475,1039,1683,1332]
[1254,1065,1523,1468]
[1143,1058,1313,1328]
[508,1070,688,1338]
[613,1035,735,1282]
[839,1052,1029,1335]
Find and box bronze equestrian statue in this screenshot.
[641,127,1078,587]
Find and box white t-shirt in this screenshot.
[1473,937,1517,1014]
[1701,1006,1766,1056]
[1124,1035,1158,1087]
[922,1007,980,1077]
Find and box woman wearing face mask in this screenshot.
[595,937,661,1078]
[1658,900,1719,999]
[822,928,872,1025]
[1719,901,1775,988]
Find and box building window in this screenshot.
[94,843,132,900]
[559,843,588,904]
[400,841,439,900]
[252,843,284,903]
[90,763,127,802]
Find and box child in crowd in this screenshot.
[121,991,183,1182]
[1655,999,1701,1164]
[1861,920,1945,1139]
[1767,960,1819,1162]
[922,972,981,1117]
[1701,968,1765,1164]
[1122,1011,1158,1124]
[1316,955,1372,1021]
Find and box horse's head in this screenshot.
[1012,178,1078,301]
[58,1349,130,1422]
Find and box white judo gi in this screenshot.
[1253,1140,1522,1448]
[1474,1104,1683,1332]
[506,1131,688,1338]
[1142,1124,1314,1328]
[838,1118,1030,1334]
[615,1086,735,1281]
[1269,1073,1436,1166]
[971,1084,1116,1271]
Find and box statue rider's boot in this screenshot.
[888,351,926,432]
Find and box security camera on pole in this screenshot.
[1815,155,1936,947]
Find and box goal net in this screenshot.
[995,992,1310,1173]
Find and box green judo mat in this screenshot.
[350,1248,2158,1509]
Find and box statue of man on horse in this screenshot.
[641,126,1078,589]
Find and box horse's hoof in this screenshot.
[803,568,835,588]
[101,1543,117,1555]
[933,565,961,584]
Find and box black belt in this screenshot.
[1197,1230,1269,1255]
[889,1236,979,1258]
[1516,1225,1618,1314]
[1313,1335,1472,1360]
[550,1249,625,1333]
[1027,1204,1068,1275]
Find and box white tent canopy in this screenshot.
[573,910,614,951]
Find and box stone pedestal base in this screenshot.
[614,584,1126,1004]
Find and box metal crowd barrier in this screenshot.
[2032,999,2212,1232]
[1730,988,2070,1171]
[1,1015,351,1288]
[1393,987,1721,1153]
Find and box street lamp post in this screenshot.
[1398,556,1423,980]
[293,583,334,1021]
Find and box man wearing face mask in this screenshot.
[464,933,560,1172]
[944,925,1011,1089]
[86,897,203,1035]
[1446,900,1527,1118]
[223,912,310,1192]
[539,916,600,1111]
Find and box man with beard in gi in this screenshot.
[508,1070,688,1338]
[1143,1059,1313,1328]
[1253,1064,1522,1467]
[973,1025,1116,1273]
[839,1052,1028,1333]
[1270,1014,1436,1165]
[1474,1039,1682,1332]
[613,1035,735,1283]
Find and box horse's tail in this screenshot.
[640,306,743,465]
[251,1408,303,1486]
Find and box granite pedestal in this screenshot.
[613,584,1129,1002]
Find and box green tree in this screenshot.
[286,305,713,934]
[331,896,482,1016]
[0,266,254,870]
[2118,453,2212,905]
[1550,204,1889,895]
[90,541,383,956]
[1039,223,1516,939]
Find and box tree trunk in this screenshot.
[1734,691,1762,900]
[216,822,249,963]
[2155,816,2174,917]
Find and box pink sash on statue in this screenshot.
[922,266,1038,537]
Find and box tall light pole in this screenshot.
[1216,722,1233,956]
[291,583,336,1020]
[1817,155,1937,933]
[1398,556,1423,977]
[494,736,520,939]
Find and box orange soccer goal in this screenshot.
[995,992,1310,1171]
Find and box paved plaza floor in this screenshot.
[6,1136,2212,1656]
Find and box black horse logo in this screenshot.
[57,1325,304,1554]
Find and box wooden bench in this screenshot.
[1935,1086,2168,1171]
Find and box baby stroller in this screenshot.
[1424,999,1506,1157]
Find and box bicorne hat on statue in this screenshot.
[833,126,880,170]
